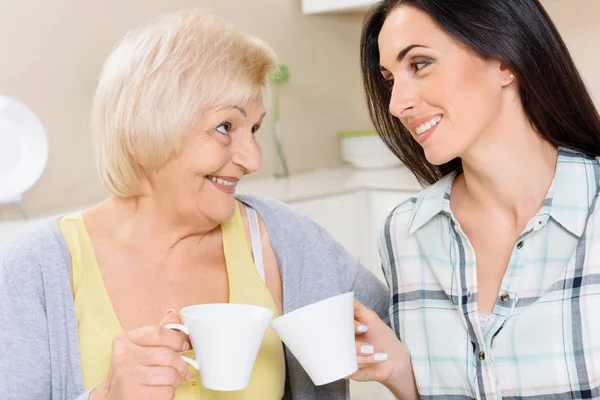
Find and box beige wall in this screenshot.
[541,0,600,107]
[0,0,371,216]
[1,1,599,216]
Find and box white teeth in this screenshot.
[208,176,236,187]
[415,116,442,135]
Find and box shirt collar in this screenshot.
[408,148,599,237]
[408,172,455,235]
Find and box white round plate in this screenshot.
[0,95,48,202]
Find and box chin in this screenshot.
[422,146,458,166]
[205,196,237,223]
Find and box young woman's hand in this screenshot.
[349,300,419,399]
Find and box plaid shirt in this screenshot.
[379,148,600,399]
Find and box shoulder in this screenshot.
[0,217,70,285]
[237,194,300,220]
[385,195,419,225]
[379,190,421,241]
[236,194,325,238]
[377,195,418,275]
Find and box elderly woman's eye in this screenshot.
[216,122,232,135]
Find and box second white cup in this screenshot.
[270,292,358,386]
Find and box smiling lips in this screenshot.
[411,115,442,135]
[207,175,239,193]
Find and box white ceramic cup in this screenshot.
[166,303,273,391]
[270,292,358,386]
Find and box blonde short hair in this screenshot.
[92,9,277,197]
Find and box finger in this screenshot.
[355,341,375,356]
[354,300,387,333]
[357,353,388,366]
[160,309,190,351]
[127,325,186,352]
[354,320,369,334]
[139,365,182,388]
[139,347,191,381]
[354,299,375,322]
[160,309,182,326]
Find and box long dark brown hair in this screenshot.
[361,0,600,186]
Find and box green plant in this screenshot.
[270,63,290,177]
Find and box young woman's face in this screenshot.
[379,5,512,165]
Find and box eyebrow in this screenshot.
[379,44,429,71]
[397,44,428,61]
[217,105,247,117]
[217,105,267,121]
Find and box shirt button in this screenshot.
[479,351,486,361]
[501,293,510,302]
[516,241,524,249]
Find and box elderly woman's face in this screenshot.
[149,99,265,224]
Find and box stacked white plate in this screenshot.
[339,133,401,169]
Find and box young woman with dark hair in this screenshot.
[351,1,600,398]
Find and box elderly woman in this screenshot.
[0,9,388,400]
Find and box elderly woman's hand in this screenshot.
[90,311,190,400]
[349,300,419,399]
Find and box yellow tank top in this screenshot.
[59,201,285,399]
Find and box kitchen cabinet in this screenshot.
[288,191,364,260]
[288,188,417,281]
[302,0,378,14]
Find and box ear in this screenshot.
[499,64,516,87]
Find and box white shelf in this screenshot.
[301,0,378,14]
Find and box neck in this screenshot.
[88,195,221,253]
[456,110,558,225]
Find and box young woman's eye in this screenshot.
[410,58,433,72]
[216,122,232,135]
[251,125,260,137]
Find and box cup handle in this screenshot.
[165,323,189,335]
[165,323,199,370]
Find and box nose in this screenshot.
[231,132,262,174]
[388,79,421,119]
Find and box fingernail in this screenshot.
[186,371,192,380]
[360,345,374,354]
[183,341,190,352]
[164,308,176,316]
[357,324,368,333]
[374,352,388,361]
